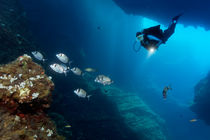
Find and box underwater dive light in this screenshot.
[149,47,155,53]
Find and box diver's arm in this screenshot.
[147,35,162,42]
[147,35,162,47]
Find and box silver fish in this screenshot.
[56,53,69,63]
[31,51,46,61]
[95,75,113,85]
[71,67,83,76]
[60,64,70,72]
[50,63,69,76]
[74,88,91,100]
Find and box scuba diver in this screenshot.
[134,14,182,52]
[162,85,172,99]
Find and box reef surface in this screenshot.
[0,55,64,140]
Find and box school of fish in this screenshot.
[31,51,113,100]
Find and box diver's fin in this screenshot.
[172,13,183,23]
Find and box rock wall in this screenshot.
[0,0,36,64]
[191,72,210,125]
[113,0,210,30]
[100,86,166,140]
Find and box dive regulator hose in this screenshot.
[133,40,141,52]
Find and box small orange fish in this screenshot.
[189,119,197,122]
[41,71,45,75]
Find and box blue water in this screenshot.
[20,0,210,139]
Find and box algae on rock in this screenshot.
[0,54,53,104]
[0,55,65,140]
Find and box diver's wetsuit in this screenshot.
[141,25,163,50]
[136,14,182,51]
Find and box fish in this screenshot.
[71,67,83,76]
[56,53,69,64]
[162,86,172,99]
[50,63,69,76]
[74,88,91,100]
[84,68,96,72]
[31,51,46,61]
[95,75,113,86]
[189,119,197,122]
[60,64,70,72]
[65,125,72,128]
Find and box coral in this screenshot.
[191,72,210,125]
[0,109,64,140]
[0,54,53,106]
[0,55,65,140]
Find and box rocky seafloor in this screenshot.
[191,72,210,125]
[49,73,167,140]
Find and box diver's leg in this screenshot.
[162,14,182,43]
[162,23,176,43]
[143,25,161,34]
[172,13,183,24]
